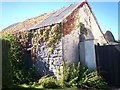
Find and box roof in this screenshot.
[28,0,109,44]
[28,1,86,30]
[2,22,20,31]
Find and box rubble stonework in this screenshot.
[35,40,63,79]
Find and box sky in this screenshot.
[1,1,119,40]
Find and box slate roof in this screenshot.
[28,1,85,30]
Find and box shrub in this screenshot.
[17,60,107,89]
[38,76,60,88]
[2,34,35,87]
[62,61,107,89]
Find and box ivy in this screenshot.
[63,8,80,36]
[1,23,61,87]
[30,24,61,56]
[2,34,35,87]
[80,23,88,35]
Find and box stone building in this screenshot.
[25,0,109,79]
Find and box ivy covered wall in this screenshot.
[2,7,81,80]
[30,24,63,79]
[14,7,81,79]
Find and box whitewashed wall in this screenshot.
[79,3,108,45]
[80,40,96,70]
[62,29,80,65]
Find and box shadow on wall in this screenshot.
[22,42,33,69]
[35,55,55,78]
[79,23,96,70]
[80,23,94,41]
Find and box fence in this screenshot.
[95,44,120,86]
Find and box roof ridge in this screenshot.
[29,1,86,30]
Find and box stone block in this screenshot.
[55,44,60,48]
[54,49,58,53]
[51,54,58,58]
[43,57,49,63]
[48,57,53,61]
[58,50,63,55]
[40,55,44,58]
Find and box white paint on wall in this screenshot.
[84,40,96,70]
[80,40,96,70]
[79,4,108,45]
[79,41,85,66]
[62,29,80,65]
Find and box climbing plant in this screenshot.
[30,24,61,56]
[63,8,80,36]
[80,23,88,35]
[2,34,35,86]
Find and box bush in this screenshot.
[16,60,107,89]
[1,33,107,89]
[62,61,107,89]
[2,34,35,87]
[38,76,60,88]
[2,39,14,88]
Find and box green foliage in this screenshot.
[2,34,35,87]
[48,47,54,54]
[62,61,70,87]
[31,24,61,56]
[80,23,88,35]
[38,76,60,88]
[7,58,106,89]
[18,82,44,89]
[115,40,120,43]
[2,37,13,88]
[61,61,107,89]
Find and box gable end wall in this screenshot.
[79,3,108,45]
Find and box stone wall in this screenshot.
[62,7,80,65]
[30,3,109,79]
[35,39,63,79]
